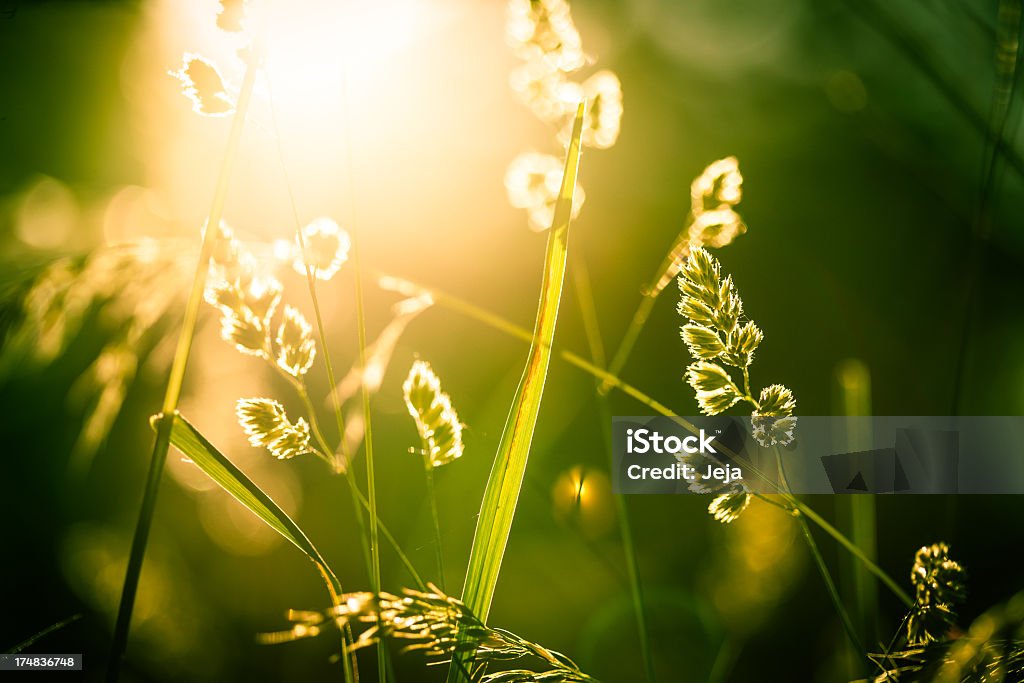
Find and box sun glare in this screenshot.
[260,0,425,100]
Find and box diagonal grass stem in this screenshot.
[107,37,261,683]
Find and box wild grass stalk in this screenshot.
[106,41,261,683]
[447,102,585,683]
[797,516,867,659]
[348,154,386,683]
[382,271,914,611]
[331,47,388,681]
[569,252,656,682]
[267,78,374,591]
[598,258,672,396]
[774,445,866,661]
[4,615,82,655]
[373,273,680,418]
[423,464,446,590]
[791,500,911,608]
[402,358,464,593]
[599,156,745,396]
[274,361,426,589]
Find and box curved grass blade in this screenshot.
[152,412,342,597]
[448,101,586,682]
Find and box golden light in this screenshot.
[124,0,532,283]
[259,0,425,101]
[552,466,614,539]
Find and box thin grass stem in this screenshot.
[336,61,385,680]
[350,232,384,681]
[835,0,1024,177]
[265,77,349,455]
[5,615,82,655]
[798,515,868,659]
[599,224,693,395]
[600,291,656,395]
[773,448,866,659]
[948,0,1023,414]
[106,38,261,683]
[272,358,425,590]
[789,500,912,608]
[265,80,381,607]
[570,252,656,683]
[424,462,446,591]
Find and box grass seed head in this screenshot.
[556,70,622,149]
[216,0,247,32]
[403,360,464,467]
[678,247,798,491]
[236,398,314,460]
[906,542,967,645]
[685,360,742,415]
[260,583,598,681]
[504,152,585,232]
[292,217,350,281]
[708,491,752,524]
[506,0,586,74]
[275,305,316,377]
[171,53,235,117]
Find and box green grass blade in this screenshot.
[154,412,342,597]
[451,102,585,680]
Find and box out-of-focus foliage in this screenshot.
[1,244,189,468]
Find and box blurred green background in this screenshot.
[2,0,1024,681]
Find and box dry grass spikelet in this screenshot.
[171,53,235,117]
[292,217,350,281]
[235,398,315,460]
[403,360,464,467]
[275,305,316,377]
[259,583,599,682]
[652,157,746,296]
[907,542,967,645]
[708,491,752,524]
[504,152,585,232]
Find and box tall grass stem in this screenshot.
[106,39,261,683]
[266,78,377,595]
[335,53,386,680]
[424,464,446,590]
[570,252,656,682]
